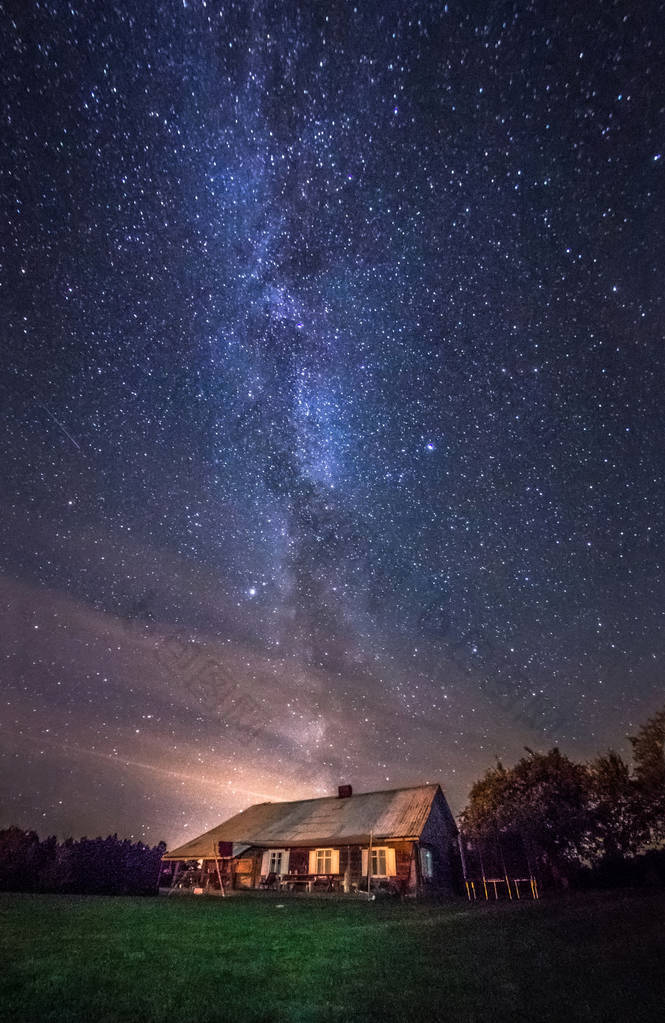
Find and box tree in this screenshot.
[461,749,592,887]
[587,751,641,860]
[0,828,41,891]
[460,706,665,892]
[630,707,665,845]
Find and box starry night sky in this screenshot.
[1,0,664,846]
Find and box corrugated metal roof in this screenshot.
[163,784,442,860]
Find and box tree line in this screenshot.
[0,829,166,895]
[460,707,665,889]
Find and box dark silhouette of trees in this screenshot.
[587,750,641,860]
[461,749,591,886]
[0,830,166,895]
[0,827,51,891]
[630,708,665,845]
[461,706,665,889]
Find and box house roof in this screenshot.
[163,784,444,860]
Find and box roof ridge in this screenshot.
[249,782,440,809]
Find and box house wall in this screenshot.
[289,848,309,873]
[419,788,460,895]
[233,855,257,889]
[394,840,416,891]
[339,840,418,893]
[346,844,363,886]
[231,840,422,894]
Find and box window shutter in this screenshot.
[361,848,368,876]
[387,848,396,876]
[282,850,290,874]
[261,851,270,876]
[331,849,340,873]
[308,850,317,873]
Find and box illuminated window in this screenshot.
[315,848,334,873]
[309,849,340,874]
[363,847,396,876]
[371,848,388,876]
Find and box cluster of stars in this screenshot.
[1,0,664,842]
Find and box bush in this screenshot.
[577,848,665,890]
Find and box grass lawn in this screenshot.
[1,890,664,1023]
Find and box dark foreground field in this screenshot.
[1,890,664,1023]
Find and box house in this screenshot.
[161,783,460,896]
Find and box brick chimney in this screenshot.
[338,784,353,799]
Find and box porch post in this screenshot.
[214,857,225,897]
[168,860,182,896]
[414,841,423,898]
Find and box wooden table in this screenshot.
[279,874,341,892]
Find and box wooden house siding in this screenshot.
[419,788,459,894]
[288,848,309,874]
[235,839,424,893]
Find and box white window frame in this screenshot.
[372,848,388,876]
[261,849,289,876]
[316,848,333,873]
[308,848,340,874]
[361,846,396,877]
[420,846,434,879]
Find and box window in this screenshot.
[420,847,434,879]
[362,846,396,877]
[316,848,333,873]
[261,849,289,876]
[371,848,388,876]
[269,850,286,874]
[309,848,340,874]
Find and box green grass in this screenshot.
[1,890,664,1023]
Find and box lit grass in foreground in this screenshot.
[1,890,664,1022]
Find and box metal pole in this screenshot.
[458,832,470,887]
[367,829,373,898]
[479,847,488,900]
[498,837,512,900]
